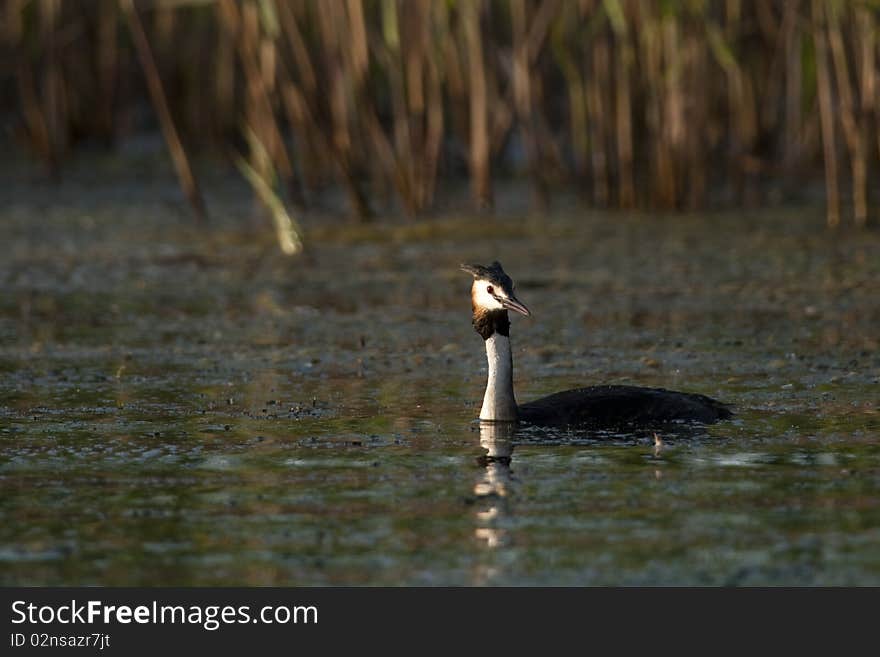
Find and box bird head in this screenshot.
[460,261,531,317]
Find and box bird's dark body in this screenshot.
[517,384,732,428]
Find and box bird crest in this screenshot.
[460,261,514,290]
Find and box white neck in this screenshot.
[480,333,518,421]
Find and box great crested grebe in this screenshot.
[461,261,731,428]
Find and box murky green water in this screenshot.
[2,170,879,585]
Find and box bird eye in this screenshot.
[486,285,494,295]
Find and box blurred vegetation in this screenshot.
[3,0,880,247]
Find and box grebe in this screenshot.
[461,261,732,429]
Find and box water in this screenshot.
[2,171,879,585]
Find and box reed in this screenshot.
[122,0,207,223]
[4,0,880,236]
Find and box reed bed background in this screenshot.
[3,0,879,248]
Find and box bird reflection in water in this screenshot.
[473,421,516,551]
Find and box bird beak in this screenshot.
[501,295,531,317]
